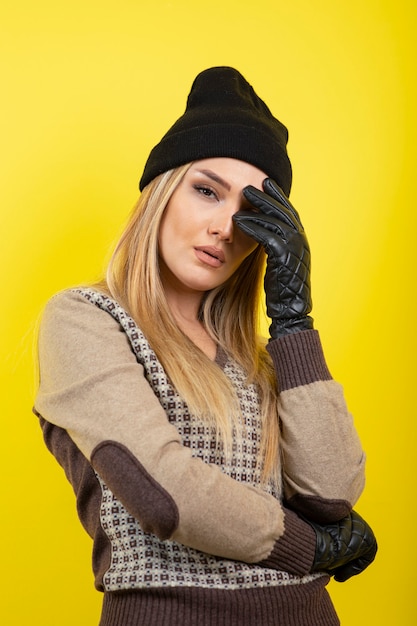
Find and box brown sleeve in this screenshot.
[35,290,315,574]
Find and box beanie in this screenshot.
[139,66,292,196]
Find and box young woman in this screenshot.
[34,66,377,626]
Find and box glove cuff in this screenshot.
[269,315,314,339]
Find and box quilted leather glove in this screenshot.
[233,178,313,339]
[307,510,378,582]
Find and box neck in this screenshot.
[164,288,217,361]
[165,289,203,325]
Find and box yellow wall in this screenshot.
[1,0,415,623]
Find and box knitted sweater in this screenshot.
[34,289,366,626]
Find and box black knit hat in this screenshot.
[139,67,292,196]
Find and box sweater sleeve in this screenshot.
[267,331,366,523]
[34,290,316,576]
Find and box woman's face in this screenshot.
[158,158,265,300]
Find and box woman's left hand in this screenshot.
[233,178,313,339]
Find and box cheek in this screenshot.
[235,231,259,259]
[159,209,185,249]
[161,200,199,241]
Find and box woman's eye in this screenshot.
[194,185,217,200]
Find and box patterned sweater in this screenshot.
[34,289,366,626]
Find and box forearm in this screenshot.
[268,330,366,522]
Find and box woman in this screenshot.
[34,66,377,626]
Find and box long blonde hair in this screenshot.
[102,164,280,483]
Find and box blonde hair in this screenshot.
[102,165,280,483]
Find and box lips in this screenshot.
[194,246,226,268]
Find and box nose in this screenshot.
[208,206,237,242]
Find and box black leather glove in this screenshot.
[233,178,313,339]
[307,510,378,582]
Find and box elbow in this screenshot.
[285,453,367,524]
[91,440,180,540]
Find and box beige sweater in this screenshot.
[34,288,366,626]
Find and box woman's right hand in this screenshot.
[306,510,378,582]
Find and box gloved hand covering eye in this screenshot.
[307,510,378,582]
[233,178,313,339]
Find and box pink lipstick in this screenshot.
[194,246,225,268]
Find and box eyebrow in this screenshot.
[195,169,231,191]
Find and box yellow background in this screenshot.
[1,0,416,624]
